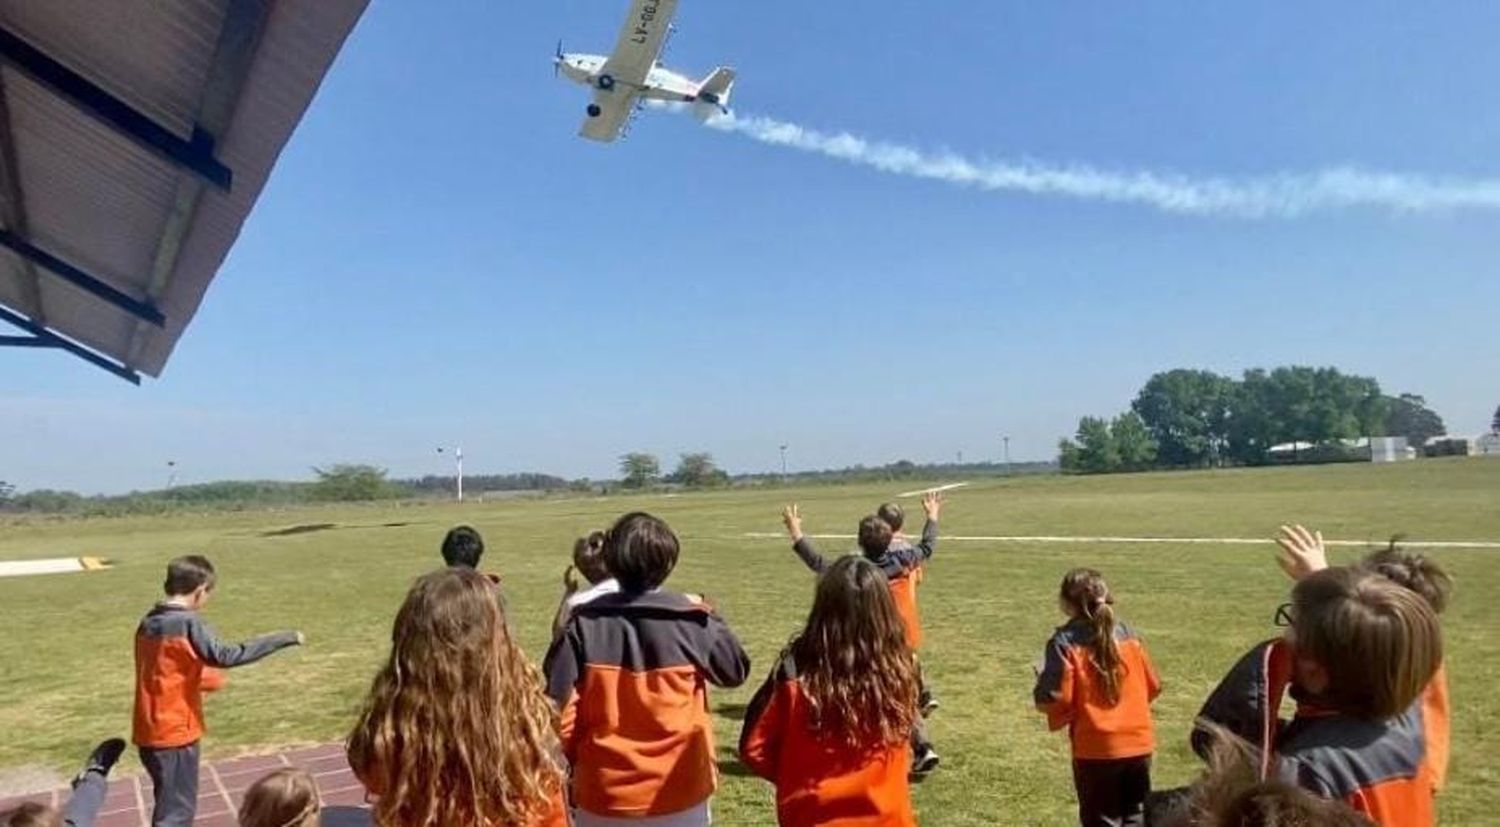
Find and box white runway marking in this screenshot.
[740,533,1500,550]
[894,482,971,498]
[0,556,111,578]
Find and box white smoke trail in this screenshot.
[697,112,1500,218]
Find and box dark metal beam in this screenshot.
[0,71,45,323]
[0,227,164,326]
[0,302,140,384]
[128,0,271,367]
[0,24,232,191]
[0,334,50,346]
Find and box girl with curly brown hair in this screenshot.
[347,568,567,827]
[739,555,921,826]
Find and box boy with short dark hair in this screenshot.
[440,525,486,569]
[134,555,303,827]
[876,502,908,548]
[544,512,749,825]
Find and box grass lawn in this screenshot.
[2,458,1496,823]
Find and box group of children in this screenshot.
[0,501,1454,827]
[1028,525,1451,827]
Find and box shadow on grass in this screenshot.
[260,523,338,537]
[717,752,758,779]
[260,521,424,538]
[715,702,749,721]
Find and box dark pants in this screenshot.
[140,743,199,827]
[61,769,108,827]
[910,715,932,754]
[1072,755,1150,827]
[917,660,934,707]
[908,658,934,755]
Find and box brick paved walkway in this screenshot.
[0,743,369,826]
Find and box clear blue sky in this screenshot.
[5,2,1498,493]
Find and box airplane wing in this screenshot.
[600,0,680,88]
[579,88,638,142]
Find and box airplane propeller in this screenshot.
[553,39,564,77]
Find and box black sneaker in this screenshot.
[919,693,939,717]
[77,738,126,783]
[910,746,941,778]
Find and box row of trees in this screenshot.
[1060,366,1454,473]
[618,452,730,488]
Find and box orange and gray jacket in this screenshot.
[1193,638,1437,827]
[739,653,916,827]
[132,604,299,748]
[793,519,937,649]
[543,590,750,817]
[1032,618,1161,760]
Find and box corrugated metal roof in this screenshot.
[0,0,368,380]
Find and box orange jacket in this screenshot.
[1194,638,1437,827]
[739,654,915,827]
[132,604,298,748]
[1422,663,1449,793]
[543,590,750,818]
[1032,618,1160,760]
[793,520,937,650]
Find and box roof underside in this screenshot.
[0,0,367,381]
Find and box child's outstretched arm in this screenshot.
[186,617,301,669]
[912,491,943,561]
[784,504,830,574]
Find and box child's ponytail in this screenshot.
[1061,568,1124,706]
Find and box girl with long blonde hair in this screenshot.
[347,568,566,826]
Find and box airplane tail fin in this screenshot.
[694,67,736,117]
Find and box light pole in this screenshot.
[165,460,177,490]
[437,447,464,501]
[779,444,788,481]
[1002,436,1011,476]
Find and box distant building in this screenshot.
[1424,436,1475,457]
[1268,437,1412,464]
[1474,434,1500,456]
[1368,436,1414,463]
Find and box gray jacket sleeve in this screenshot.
[893,519,940,568]
[186,617,299,668]
[791,538,831,574]
[702,612,751,689]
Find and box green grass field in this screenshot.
[2,459,1497,823]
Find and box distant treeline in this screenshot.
[1059,366,1449,474]
[0,458,1054,517]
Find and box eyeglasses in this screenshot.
[1273,602,1295,628]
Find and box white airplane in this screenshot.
[554,0,735,142]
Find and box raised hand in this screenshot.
[1275,524,1329,580]
[922,491,944,520]
[562,565,580,593]
[782,503,804,541]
